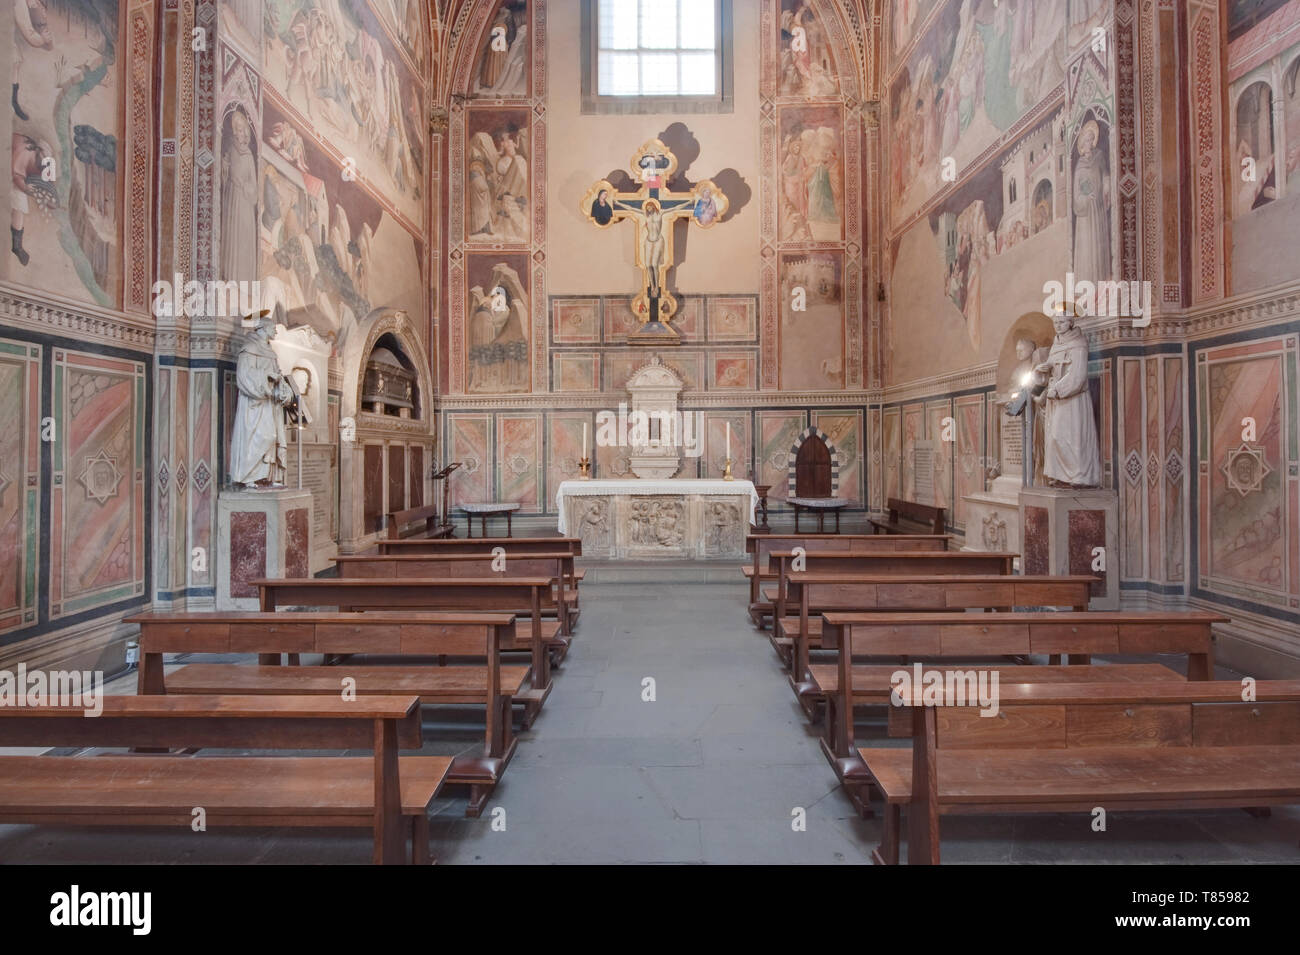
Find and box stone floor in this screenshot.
[1,572,1298,864]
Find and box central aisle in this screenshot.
[428,580,876,863]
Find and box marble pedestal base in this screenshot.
[1019,486,1119,610]
[963,476,1024,555]
[217,487,313,610]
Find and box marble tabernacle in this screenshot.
[555,479,759,559]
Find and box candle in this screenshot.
[725,422,731,459]
[582,422,588,457]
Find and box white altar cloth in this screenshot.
[555,479,758,536]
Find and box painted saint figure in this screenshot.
[229,316,292,486]
[693,184,717,226]
[1071,119,1112,285]
[1033,308,1101,488]
[220,108,259,292]
[590,188,613,225]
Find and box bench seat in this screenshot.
[164,663,530,705]
[803,661,1183,700]
[860,744,1300,807]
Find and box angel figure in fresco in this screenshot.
[778,1,837,97]
[468,263,529,393]
[466,124,529,242]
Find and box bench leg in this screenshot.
[411,813,431,865]
[465,514,473,537]
[872,804,901,865]
[506,511,513,537]
[466,784,491,818]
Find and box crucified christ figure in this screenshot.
[614,198,667,300]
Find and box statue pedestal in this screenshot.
[962,475,1023,556]
[1019,486,1119,610]
[216,487,314,610]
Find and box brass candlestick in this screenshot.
[578,457,591,479]
[723,458,733,481]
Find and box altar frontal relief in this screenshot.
[8,0,121,307]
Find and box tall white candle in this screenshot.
[725,422,731,459]
[582,422,588,457]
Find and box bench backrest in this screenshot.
[385,504,440,540]
[376,537,582,556]
[897,681,1300,750]
[788,574,1094,613]
[775,550,1015,583]
[0,694,424,750]
[886,497,946,533]
[336,553,572,584]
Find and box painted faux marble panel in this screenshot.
[1120,357,1144,575]
[757,411,805,505]
[446,414,490,507]
[553,354,599,392]
[868,406,883,511]
[0,341,40,634]
[603,298,640,342]
[926,400,954,509]
[546,414,588,509]
[902,403,923,501]
[8,0,122,306]
[498,414,542,511]
[552,298,601,344]
[53,351,146,619]
[952,395,984,528]
[705,413,751,483]
[190,372,215,590]
[706,297,758,342]
[711,353,756,390]
[813,411,863,505]
[1200,340,1298,609]
[262,0,425,222]
[1164,356,1185,582]
[883,407,901,502]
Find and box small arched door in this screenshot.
[795,434,832,498]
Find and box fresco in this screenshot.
[888,0,1066,223]
[466,253,530,394]
[465,108,530,245]
[473,0,529,98]
[8,0,121,307]
[262,0,425,223]
[779,251,843,390]
[778,0,839,97]
[258,102,423,340]
[779,106,843,242]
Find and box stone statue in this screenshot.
[229,315,292,487]
[1033,309,1102,488]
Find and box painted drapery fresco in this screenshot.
[8,0,121,307]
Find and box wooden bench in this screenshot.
[377,536,582,557]
[773,573,1097,678]
[0,694,447,864]
[254,577,560,717]
[336,552,580,633]
[768,551,1016,646]
[385,503,453,540]
[869,498,946,536]
[744,533,953,626]
[865,680,1300,864]
[128,611,521,817]
[813,610,1229,786]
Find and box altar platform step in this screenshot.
[575,559,746,584]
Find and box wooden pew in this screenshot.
[776,574,1097,679]
[768,550,1016,645]
[869,497,946,535]
[865,680,1300,864]
[0,694,446,864]
[385,503,453,540]
[335,552,580,634]
[129,611,520,817]
[374,537,587,610]
[814,610,1229,801]
[255,577,559,717]
[744,533,953,626]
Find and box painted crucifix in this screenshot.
[581,139,729,344]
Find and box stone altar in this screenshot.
[556,479,759,559]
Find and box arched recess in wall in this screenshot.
[337,308,437,550]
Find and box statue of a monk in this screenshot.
[1033,308,1102,488]
[229,315,292,486]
